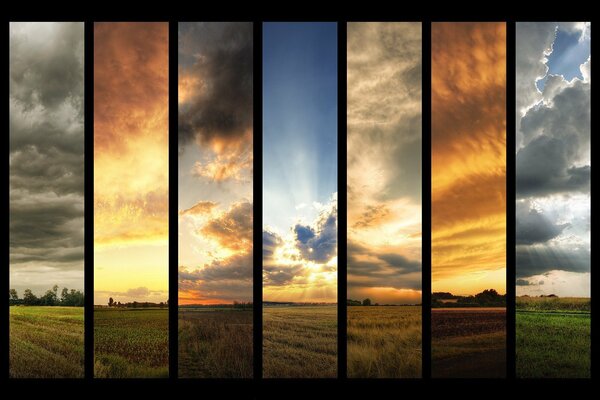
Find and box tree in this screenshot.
[9,289,18,301]
[108,297,114,307]
[61,287,69,303]
[23,289,38,305]
[362,298,372,306]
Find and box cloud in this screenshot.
[94,22,169,247]
[180,201,217,216]
[179,252,253,302]
[200,200,252,252]
[516,200,569,245]
[178,22,253,162]
[294,199,337,263]
[516,245,590,278]
[9,22,84,293]
[516,80,590,198]
[516,279,531,286]
[431,23,507,294]
[515,23,590,295]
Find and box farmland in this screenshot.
[516,297,590,378]
[347,306,421,378]
[179,308,253,378]
[263,305,337,378]
[94,308,169,378]
[432,308,506,378]
[9,306,84,378]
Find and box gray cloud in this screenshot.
[516,245,590,278]
[347,240,421,292]
[516,201,569,245]
[179,252,253,302]
[294,203,337,263]
[9,23,84,294]
[178,22,253,149]
[516,23,590,289]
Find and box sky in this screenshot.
[94,23,169,305]
[347,22,422,305]
[263,22,338,303]
[431,22,506,296]
[516,22,590,297]
[178,22,253,305]
[9,22,84,296]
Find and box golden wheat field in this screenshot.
[347,306,421,378]
[263,305,337,378]
[178,308,253,378]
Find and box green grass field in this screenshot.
[263,305,337,378]
[347,306,421,378]
[94,308,169,378]
[179,308,253,378]
[516,297,590,378]
[10,306,84,378]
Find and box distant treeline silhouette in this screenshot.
[180,301,253,309]
[9,285,84,307]
[106,297,168,308]
[432,289,506,307]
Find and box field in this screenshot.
[263,305,337,378]
[179,308,253,378]
[347,306,421,378]
[517,297,590,378]
[94,308,169,378]
[9,306,84,378]
[432,308,506,378]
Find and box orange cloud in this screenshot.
[94,22,169,247]
[432,22,506,295]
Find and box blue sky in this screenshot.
[263,22,337,234]
[537,26,590,91]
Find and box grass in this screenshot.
[94,308,169,378]
[431,308,506,378]
[9,306,84,378]
[516,296,590,312]
[516,297,590,378]
[179,308,253,378]
[347,306,421,378]
[263,305,337,378]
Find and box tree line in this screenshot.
[107,297,168,308]
[432,289,506,307]
[9,285,84,307]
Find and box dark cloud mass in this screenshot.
[294,204,337,263]
[178,22,253,148]
[10,23,84,293]
[516,201,568,245]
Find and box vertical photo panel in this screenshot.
[262,22,338,378]
[177,22,254,378]
[515,22,591,378]
[431,22,507,378]
[9,22,85,379]
[346,22,422,378]
[94,22,169,378]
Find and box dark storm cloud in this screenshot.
[516,245,590,278]
[517,80,590,198]
[178,22,253,148]
[9,23,84,293]
[263,264,306,287]
[516,201,569,245]
[516,279,531,286]
[294,204,337,263]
